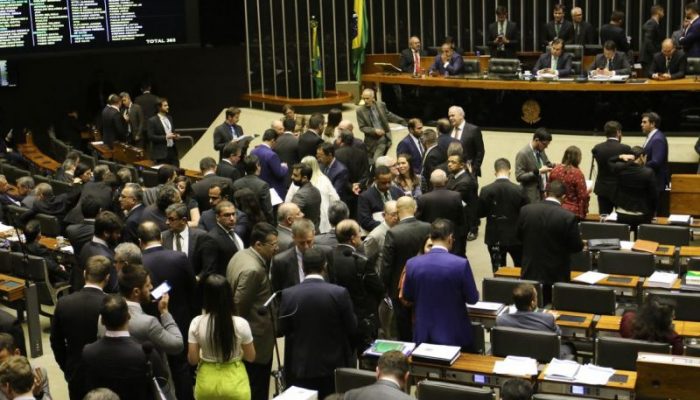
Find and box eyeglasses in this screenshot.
[262,241,278,247]
[219,212,236,218]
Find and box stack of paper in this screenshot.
[573,271,609,284]
[544,358,581,381]
[604,212,618,222]
[646,271,678,288]
[619,241,635,250]
[684,271,700,286]
[493,356,538,376]
[0,223,13,235]
[411,343,461,366]
[575,364,615,385]
[363,340,416,358]
[467,301,505,315]
[273,386,317,400]
[59,246,74,255]
[668,214,691,226]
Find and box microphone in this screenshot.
[342,248,368,261]
[257,291,281,316]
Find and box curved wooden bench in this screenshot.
[242,90,353,108]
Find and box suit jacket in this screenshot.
[140,204,167,232]
[543,19,574,45]
[420,145,446,192]
[592,138,632,199]
[271,246,302,293]
[100,105,127,148]
[328,245,384,321]
[477,178,529,246]
[399,48,427,73]
[600,23,629,52]
[65,220,94,259]
[643,130,670,191]
[147,114,174,161]
[640,18,663,66]
[252,144,289,200]
[515,143,550,204]
[324,158,350,200]
[648,50,687,79]
[124,102,144,142]
[396,134,423,174]
[275,132,300,166]
[403,248,479,348]
[416,187,466,248]
[227,248,274,364]
[278,278,357,378]
[345,379,411,400]
[122,203,144,244]
[517,200,584,284]
[64,181,114,225]
[199,224,242,277]
[291,182,322,232]
[455,122,485,177]
[232,174,273,222]
[429,52,463,76]
[82,337,151,400]
[589,52,631,75]
[213,122,245,160]
[192,173,234,213]
[78,241,117,292]
[609,158,658,216]
[532,52,574,77]
[357,185,404,232]
[496,310,561,335]
[487,20,520,58]
[357,102,406,156]
[298,130,324,160]
[162,226,207,276]
[381,217,431,299]
[277,225,294,252]
[362,222,390,273]
[680,17,700,57]
[571,20,596,45]
[215,159,242,183]
[336,145,370,187]
[134,91,159,120]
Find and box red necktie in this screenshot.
[414,51,419,74]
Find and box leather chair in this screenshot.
[552,283,616,315]
[0,249,10,274]
[566,44,584,60]
[687,57,700,76]
[579,221,631,241]
[32,174,50,185]
[646,290,700,322]
[684,344,700,356]
[597,250,655,277]
[50,179,73,196]
[482,277,543,307]
[488,58,520,76]
[35,213,61,238]
[417,379,494,400]
[9,253,71,318]
[571,60,582,76]
[595,336,671,370]
[472,322,485,355]
[570,250,592,272]
[637,224,690,247]
[334,367,377,393]
[140,169,159,188]
[584,44,603,56]
[688,257,700,271]
[490,326,560,363]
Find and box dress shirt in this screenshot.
[105,330,131,338]
[642,129,658,148]
[452,121,465,139]
[431,244,449,252]
[91,236,109,248]
[304,274,324,281]
[410,134,424,156]
[412,50,421,74]
[159,114,173,147]
[544,197,561,205]
[295,247,305,282]
[551,56,559,73]
[173,226,189,256]
[84,283,104,291]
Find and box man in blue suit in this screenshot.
[680,2,700,57]
[532,39,573,77]
[316,142,350,202]
[429,43,463,76]
[402,219,479,351]
[396,118,424,175]
[251,128,289,200]
[641,112,669,213]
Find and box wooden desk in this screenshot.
[16,132,60,172]
[469,307,593,337]
[537,368,636,400]
[670,175,700,216]
[586,213,700,229]
[0,274,25,302]
[680,246,700,257]
[642,278,682,290]
[595,315,623,333]
[494,266,520,278]
[410,353,535,388]
[494,268,639,294]
[596,315,700,339]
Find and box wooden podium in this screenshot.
[670,174,700,216]
[636,352,700,399]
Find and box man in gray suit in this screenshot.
[163,203,207,278]
[515,128,553,203]
[356,88,407,162]
[120,92,144,147]
[344,351,412,400]
[227,222,279,400]
[276,202,304,252]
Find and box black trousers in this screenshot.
[487,244,523,272]
[156,146,179,167]
[244,360,272,400]
[597,196,615,215]
[168,350,194,400]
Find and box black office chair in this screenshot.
[637,224,690,247]
[78,152,96,169]
[462,59,480,75]
[334,368,377,393]
[50,179,73,196]
[595,336,671,371]
[584,44,603,56]
[646,290,700,322]
[417,380,494,400]
[488,58,520,76]
[35,213,61,238]
[571,60,582,76]
[0,249,10,274]
[140,169,159,188]
[472,322,485,355]
[32,174,50,185]
[482,277,543,307]
[552,283,616,315]
[688,258,700,271]
[5,205,29,227]
[687,57,700,76]
[597,250,656,277]
[3,167,30,186]
[684,344,700,357]
[570,250,592,272]
[579,221,630,241]
[490,326,560,363]
[566,44,584,60]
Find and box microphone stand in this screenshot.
[260,291,286,396]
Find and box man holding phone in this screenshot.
[487,6,520,58]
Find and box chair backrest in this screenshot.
[597,250,656,277]
[0,249,10,274]
[482,277,544,308]
[552,283,616,315]
[140,169,159,188]
[35,213,61,237]
[584,44,603,55]
[571,60,582,76]
[334,367,377,393]
[3,167,30,185]
[488,58,520,75]
[646,290,700,322]
[462,59,481,74]
[5,205,29,226]
[595,336,671,371]
[24,254,65,308]
[579,221,630,241]
[8,252,27,278]
[685,344,700,357]
[50,179,73,196]
[570,250,592,272]
[33,174,50,185]
[490,326,560,363]
[687,57,700,76]
[97,160,119,173]
[566,44,584,60]
[637,224,690,247]
[688,258,700,271]
[78,152,96,169]
[472,322,485,355]
[417,379,493,400]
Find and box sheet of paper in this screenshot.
[586,180,593,191]
[620,240,634,250]
[60,246,74,255]
[269,188,283,207]
[372,211,384,222]
[412,343,461,361]
[544,358,580,381]
[605,212,618,222]
[572,271,609,285]
[646,271,678,288]
[0,223,13,234]
[273,385,318,400]
[90,141,104,145]
[467,301,504,311]
[493,355,538,376]
[668,214,691,223]
[574,364,615,385]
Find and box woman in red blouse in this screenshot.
[619,296,683,355]
[549,146,590,219]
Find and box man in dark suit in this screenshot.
[139,221,196,400]
[447,106,485,178]
[317,142,350,202]
[276,202,304,251]
[315,200,348,247]
[592,121,632,214]
[599,11,629,53]
[399,36,426,74]
[478,158,529,271]
[134,84,159,120]
[50,256,110,400]
[344,351,412,400]
[291,163,322,232]
[233,154,274,222]
[417,169,466,255]
[118,183,144,244]
[278,248,357,398]
[271,218,325,292]
[488,6,520,58]
[649,38,688,80]
[357,88,407,162]
[65,194,100,258]
[428,42,464,76]
[640,5,665,69]
[146,97,179,166]
[298,113,325,160]
[213,107,248,161]
[163,203,207,279]
[100,94,127,148]
[120,92,144,146]
[517,180,584,305]
[402,219,479,350]
[446,153,478,250]
[542,4,574,46]
[216,141,243,183]
[396,118,424,175]
[641,111,669,212]
[335,130,370,214]
[199,201,243,277]
[191,157,234,213]
[420,129,445,193]
[77,211,123,293]
[570,7,596,45]
[382,196,431,341]
[63,164,114,226]
[252,129,289,200]
[24,220,70,283]
[276,118,300,163]
[515,127,553,204]
[532,38,573,77]
[680,3,700,57]
[358,166,404,232]
[590,40,632,76]
[20,182,80,226]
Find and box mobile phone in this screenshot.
[151,281,171,300]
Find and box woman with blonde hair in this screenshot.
[285,155,340,233]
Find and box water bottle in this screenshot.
[476,50,480,58]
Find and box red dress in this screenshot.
[549,164,589,219]
[620,310,683,355]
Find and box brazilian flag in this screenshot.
[311,19,324,98]
[351,0,368,81]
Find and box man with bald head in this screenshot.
[416,169,466,255]
[271,120,284,136]
[649,38,687,80]
[400,36,426,74]
[382,196,431,340]
[357,88,407,163]
[276,202,304,252]
[447,105,485,178]
[571,7,596,45]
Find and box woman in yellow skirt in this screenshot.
[188,275,256,399]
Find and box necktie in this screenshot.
[369,107,382,129]
[413,51,419,74]
[417,140,424,157]
[575,24,580,40]
[666,58,670,73]
[535,151,543,168]
[555,23,560,37]
[552,57,558,71]
[175,233,182,252]
[230,125,236,139]
[453,127,461,139]
[229,230,240,250]
[606,58,612,71]
[382,191,390,203]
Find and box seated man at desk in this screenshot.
[429,42,463,76]
[24,219,70,284]
[649,38,688,80]
[532,39,573,77]
[589,40,631,76]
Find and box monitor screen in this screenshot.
[0,60,17,87]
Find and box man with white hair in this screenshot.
[571,7,596,45]
[271,120,284,135]
[356,88,407,163]
[447,105,485,178]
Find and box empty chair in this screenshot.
[597,250,655,277]
[472,322,485,355]
[637,224,690,247]
[35,213,61,237]
[488,58,520,76]
[595,336,671,370]
[687,57,700,76]
[569,250,592,272]
[462,59,480,75]
[571,61,582,76]
[552,283,615,315]
[688,258,700,271]
[334,368,377,393]
[490,326,560,363]
[566,44,584,60]
[10,253,70,317]
[579,221,630,241]
[646,290,700,322]
[482,277,543,307]
[417,380,493,400]
[684,344,700,357]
